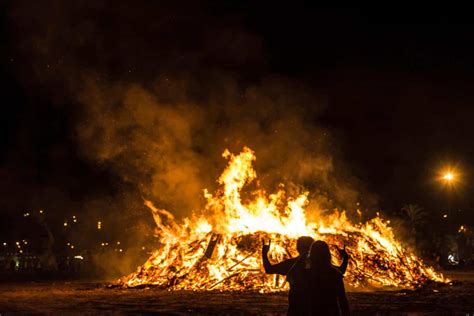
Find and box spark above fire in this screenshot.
[119,147,446,291]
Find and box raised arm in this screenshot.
[262,240,274,273]
[337,246,350,275]
[262,239,295,275]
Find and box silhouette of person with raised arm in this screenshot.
[262,237,349,315]
[302,240,350,316]
[262,236,313,275]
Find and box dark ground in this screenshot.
[0,272,473,315]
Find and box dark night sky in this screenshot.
[2,3,474,240]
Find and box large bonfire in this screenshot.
[119,147,446,291]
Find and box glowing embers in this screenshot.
[118,147,446,291]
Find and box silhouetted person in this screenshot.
[262,237,348,315]
[262,236,313,275]
[304,240,350,316]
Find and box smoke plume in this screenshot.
[9,0,370,218]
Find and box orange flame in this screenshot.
[119,147,446,291]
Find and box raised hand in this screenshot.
[337,245,349,260]
[262,238,271,254]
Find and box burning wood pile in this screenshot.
[118,147,446,291]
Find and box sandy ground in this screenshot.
[0,273,473,315]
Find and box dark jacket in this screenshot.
[262,251,349,316]
[305,265,350,316]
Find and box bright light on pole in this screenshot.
[439,167,459,187]
[438,165,461,234]
[443,172,454,182]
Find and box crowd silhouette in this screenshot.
[262,237,350,316]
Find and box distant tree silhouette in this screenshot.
[401,204,428,249]
[35,213,58,271]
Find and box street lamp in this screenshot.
[439,168,459,187]
[438,166,461,235]
[442,172,454,182]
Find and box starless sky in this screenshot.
[1,2,474,234]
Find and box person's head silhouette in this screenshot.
[309,240,332,268]
[296,236,314,256]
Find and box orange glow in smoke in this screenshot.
[119,147,446,291]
